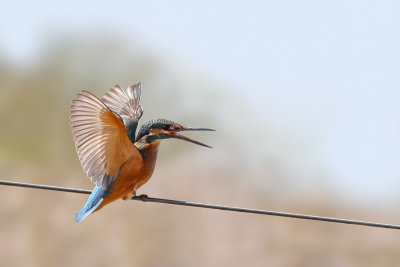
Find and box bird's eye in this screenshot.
[169,125,180,131]
[162,125,170,130]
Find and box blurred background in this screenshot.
[1,1,400,266]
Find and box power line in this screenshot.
[1,179,399,230]
[0,180,91,194]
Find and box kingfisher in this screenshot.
[71,82,214,222]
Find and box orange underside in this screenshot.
[93,141,159,212]
[94,160,146,212]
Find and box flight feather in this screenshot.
[71,90,141,188]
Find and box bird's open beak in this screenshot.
[169,126,215,148]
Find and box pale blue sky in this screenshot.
[1,1,400,203]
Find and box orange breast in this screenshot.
[94,141,161,211]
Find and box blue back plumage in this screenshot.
[75,186,108,222]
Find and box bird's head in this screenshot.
[136,119,214,148]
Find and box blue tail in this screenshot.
[75,186,108,222]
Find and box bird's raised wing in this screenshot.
[101,83,143,143]
[71,91,142,189]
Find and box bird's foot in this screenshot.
[133,194,149,201]
[122,190,136,200]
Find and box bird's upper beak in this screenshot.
[168,126,215,148]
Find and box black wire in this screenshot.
[1,179,399,230]
[0,180,92,194]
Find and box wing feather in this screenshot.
[101,83,143,126]
[71,90,142,189]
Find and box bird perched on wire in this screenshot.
[71,82,214,222]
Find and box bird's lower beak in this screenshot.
[170,126,215,148]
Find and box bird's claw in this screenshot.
[133,194,149,201]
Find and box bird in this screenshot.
[71,82,214,222]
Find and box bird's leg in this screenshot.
[131,189,148,201]
[133,194,149,201]
[122,189,137,200]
